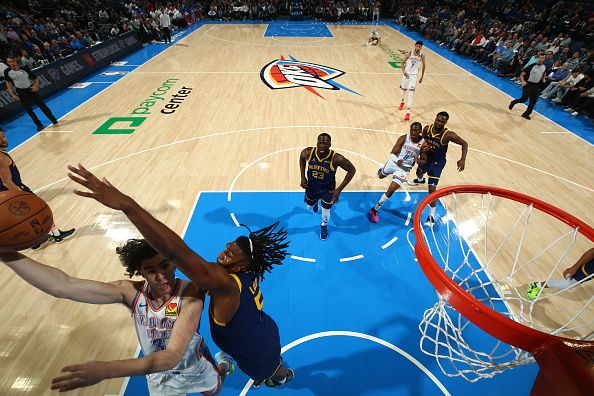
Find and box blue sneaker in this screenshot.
[320,224,328,240]
[265,368,295,388]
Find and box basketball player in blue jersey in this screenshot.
[527,246,594,300]
[0,240,233,395]
[368,122,427,223]
[299,133,356,240]
[66,164,295,389]
[407,112,468,226]
[0,127,75,248]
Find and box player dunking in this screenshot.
[0,239,233,395]
[399,41,426,121]
[408,112,468,226]
[299,133,356,240]
[67,164,295,389]
[368,122,426,223]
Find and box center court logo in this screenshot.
[260,55,362,99]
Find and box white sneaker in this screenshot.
[571,111,579,116]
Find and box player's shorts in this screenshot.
[379,157,411,186]
[400,74,418,91]
[146,336,221,396]
[305,187,334,209]
[0,184,32,193]
[418,156,447,186]
[572,260,594,282]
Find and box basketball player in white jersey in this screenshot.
[0,240,233,395]
[399,41,426,121]
[368,122,426,223]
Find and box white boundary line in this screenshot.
[339,254,365,262]
[33,125,593,194]
[405,212,412,226]
[238,331,451,396]
[381,236,399,249]
[290,255,316,262]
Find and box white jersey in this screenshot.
[396,133,424,171]
[405,50,423,75]
[133,279,220,396]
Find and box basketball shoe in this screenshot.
[398,101,405,110]
[52,228,76,243]
[265,368,295,388]
[526,282,542,301]
[320,224,328,240]
[215,351,235,376]
[404,111,411,121]
[408,177,426,185]
[31,234,51,250]
[368,208,379,223]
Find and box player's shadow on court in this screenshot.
[287,316,430,395]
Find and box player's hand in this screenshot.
[11,95,19,101]
[331,189,341,203]
[562,267,577,280]
[31,86,39,92]
[51,361,106,392]
[457,159,466,171]
[403,72,409,78]
[418,77,423,84]
[396,159,403,167]
[68,164,133,210]
[520,81,527,87]
[300,177,308,189]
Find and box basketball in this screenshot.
[0,190,53,251]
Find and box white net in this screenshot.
[412,191,594,382]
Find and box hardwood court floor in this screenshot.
[1,23,592,395]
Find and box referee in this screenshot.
[508,53,547,120]
[4,56,58,131]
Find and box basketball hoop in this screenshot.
[413,185,594,395]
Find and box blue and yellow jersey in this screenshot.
[307,147,337,192]
[423,124,449,160]
[578,258,594,280]
[0,150,31,192]
[209,271,281,381]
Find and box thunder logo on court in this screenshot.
[260,55,362,99]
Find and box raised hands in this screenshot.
[67,164,133,210]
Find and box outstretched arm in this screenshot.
[0,252,131,304]
[51,289,204,392]
[563,247,594,280]
[331,154,356,202]
[299,147,310,189]
[447,131,468,171]
[67,164,235,295]
[419,53,426,83]
[390,134,406,167]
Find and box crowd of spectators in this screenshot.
[204,1,380,22]
[0,0,204,77]
[396,0,594,117]
[2,0,593,117]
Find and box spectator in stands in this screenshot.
[544,68,584,101]
[19,48,36,69]
[560,70,594,110]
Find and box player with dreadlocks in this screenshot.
[66,163,295,389]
